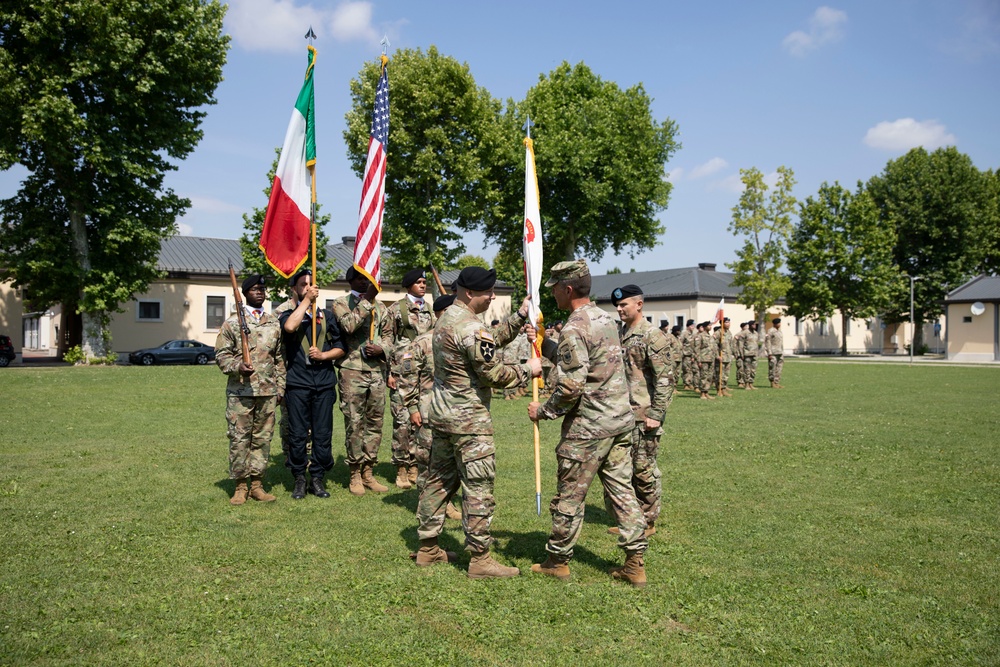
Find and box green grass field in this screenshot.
[0,361,998,666]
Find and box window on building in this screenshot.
[137,300,162,321]
[675,315,684,328]
[206,296,226,329]
[845,319,851,335]
[963,316,972,323]
[325,299,335,310]
[819,320,827,336]
[794,318,801,335]
[645,315,652,323]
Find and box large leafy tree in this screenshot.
[490,61,679,317]
[239,150,335,303]
[866,147,997,349]
[344,46,508,281]
[785,182,897,354]
[0,0,228,358]
[727,166,798,324]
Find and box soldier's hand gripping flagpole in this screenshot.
[522,118,544,516]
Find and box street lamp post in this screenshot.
[903,274,921,363]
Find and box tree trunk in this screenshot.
[67,206,107,358]
[564,223,576,261]
[913,317,925,355]
[841,311,849,356]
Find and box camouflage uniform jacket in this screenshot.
[666,331,682,363]
[331,293,391,372]
[215,307,286,397]
[743,330,761,357]
[538,303,635,440]
[386,296,435,374]
[503,332,531,364]
[272,298,297,318]
[765,327,784,357]
[732,329,747,359]
[619,318,674,423]
[718,330,734,362]
[695,330,717,363]
[399,329,434,418]
[680,328,696,357]
[427,303,529,435]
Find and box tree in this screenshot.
[727,166,798,325]
[239,150,335,303]
[0,0,228,358]
[489,61,680,317]
[866,147,996,350]
[785,182,897,354]
[449,253,489,271]
[344,46,508,281]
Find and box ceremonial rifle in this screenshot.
[228,261,252,367]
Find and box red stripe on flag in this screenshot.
[259,176,311,277]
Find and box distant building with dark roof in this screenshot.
[944,274,1000,361]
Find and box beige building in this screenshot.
[2,235,513,362]
[944,275,999,362]
[591,263,943,355]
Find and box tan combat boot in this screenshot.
[530,556,571,581]
[610,551,647,588]
[348,464,365,496]
[362,462,389,493]
[467,551,520,579]
[248,478,276,502]
[445,502,462,521]
[414,538,457,567]
[407,465,418,485]
[230,479,248,506]
[395,465,412,489]
[723,388,734,397]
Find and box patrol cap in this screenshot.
[241,274,265,295]
[401,268,425,288]
[455,266,497,291]
[772,317,782,325]
[611,284,643,306]
[545,259,589,287]
[289,267,312,287]
[433,294,455,313]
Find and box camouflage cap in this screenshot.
[545,259,590,287]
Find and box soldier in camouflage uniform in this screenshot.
[502,326,531,399]
[733,321,748,389]
[744,320,760,389]
[715,317,734,397]
[386,268,436,489]
[670,325,684,381]
[528,260,648,587]
[766,317,785,388]
[414,267,541,578]
[679,319,696,390]
[696,322,717,400]
[609,284,673,539]
[215,274,286,505]
[332,267,393,496]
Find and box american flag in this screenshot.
[353,62,389,288]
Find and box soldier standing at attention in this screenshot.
[766,317,785,388]
[609,284,673,539]
[528,260,649,587]
[745,320,760,390]
[679,319,697,390]
[280,268,347,500]
[734,321,748,389]
[715,317,734,397]
[696,322,717,400]
[332,267,392,496]
[669,325,683,381]
[386,268,435,490]
[215,274,286,505]
[413,267,541,578]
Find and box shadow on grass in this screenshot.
[492,529,618,571]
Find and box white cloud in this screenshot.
[783,6,848,57]
[177,222,194,236]
[188,196,246,214]
[227,0,379,53]
[689,157,729,180]
[665,167,684,182]
[709,174,746,194]
[863,118,956,151]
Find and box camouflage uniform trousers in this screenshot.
[745,355,758,386]
[226,395,277,479]
[604,423,663,527]
[714,360,731,390]
[417,431,496,553]
[735,356,745,385]
[698,360,714,393]
[546,432,648,559]
[769,354,784,384]
[682,355,696,387]
[673,359,682,386]
[389,386,417,467]
[338,368,385,466]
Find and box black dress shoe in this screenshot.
[292,476,307,500]
[309,477,330,498]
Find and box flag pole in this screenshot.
[524,118,543,516]
[305,26,318,343]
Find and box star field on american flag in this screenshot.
[370,69,389,146]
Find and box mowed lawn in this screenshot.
[0,361,997,666]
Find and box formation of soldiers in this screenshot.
[214,262,787,587]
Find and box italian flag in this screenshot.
[259,45,317,278]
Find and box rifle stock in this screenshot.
[228,262,252,367]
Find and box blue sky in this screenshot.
[3,0,999,275]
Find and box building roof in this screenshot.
[591,263,743,302]
[944,274,1000,303]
